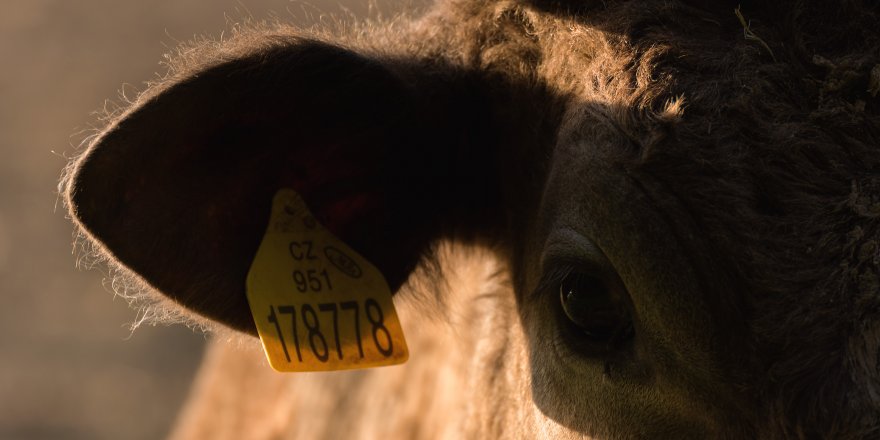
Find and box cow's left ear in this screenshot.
[65,39,503,334]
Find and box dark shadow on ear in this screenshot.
[66,39,504,335]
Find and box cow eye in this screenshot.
[559,272,634,351]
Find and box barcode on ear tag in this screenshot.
[246,189,409,372]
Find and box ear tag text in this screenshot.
[246,189,409,372]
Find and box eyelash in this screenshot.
[534,264,575,299]
[534,258,604,297]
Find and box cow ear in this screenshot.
[65,39,501,335]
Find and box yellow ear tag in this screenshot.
[246,189,409,372]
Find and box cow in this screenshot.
[61,0,880,438]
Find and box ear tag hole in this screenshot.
[246,188,409,372]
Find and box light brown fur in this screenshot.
[169,245,546,439]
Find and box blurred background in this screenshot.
[0,1,422,438]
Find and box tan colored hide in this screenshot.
[169,246,559,440]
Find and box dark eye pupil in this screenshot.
[560,273,633,342]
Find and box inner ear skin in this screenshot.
[66,41,506,335]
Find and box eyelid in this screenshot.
[535,228,613,296]
[541,228,611,273]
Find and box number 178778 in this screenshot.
[267,299,394,363]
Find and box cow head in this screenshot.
[63,0,880,438]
